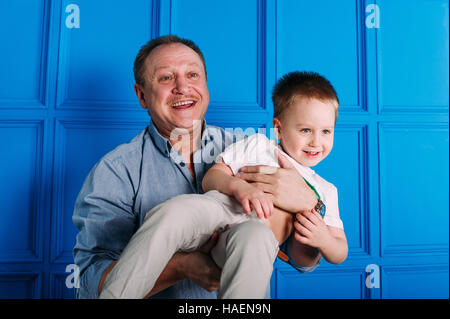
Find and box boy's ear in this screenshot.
[272,118,281,140]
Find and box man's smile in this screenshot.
[170,99,197,109]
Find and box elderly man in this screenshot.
[73,35,319,299]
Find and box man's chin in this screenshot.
[170,119,204,134]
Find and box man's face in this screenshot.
[135,43,209,138]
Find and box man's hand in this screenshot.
[179,232,221,292]
[236,149,317,212]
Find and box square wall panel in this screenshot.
[168,0,261,109]
[0,121,44,262]
[277,0,364,110]
[57,0,152,109]
[276,267,366,299]
[379,124,449,256]
[0,273,40,298]
[382,265,449,299]
[0,0,47,107]
[377,0,449,112]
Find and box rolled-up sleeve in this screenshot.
[279,239,320,274]
[72,158,137,298]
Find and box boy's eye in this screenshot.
[322,129,331,134]
[188,72,199,78]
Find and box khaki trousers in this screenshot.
[99,190,279,299]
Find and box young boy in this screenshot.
[99,71,348,299]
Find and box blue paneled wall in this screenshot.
[0,0,448,298]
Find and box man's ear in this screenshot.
[134,83,147,109]
[272,117,282,140]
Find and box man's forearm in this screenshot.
[143,252,186,298]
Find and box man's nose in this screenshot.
[172,76,190,94]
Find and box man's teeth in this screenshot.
[172,100,194,107]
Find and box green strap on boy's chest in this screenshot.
[303,177,320,200]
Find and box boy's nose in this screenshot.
[309,134,320,146]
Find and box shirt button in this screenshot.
[180,162,185,167]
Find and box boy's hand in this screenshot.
[293,210,332,250]
[232,183,274,219]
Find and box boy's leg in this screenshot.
[100,192,246,299]
[264,207,294,246]
[213,219,279,299]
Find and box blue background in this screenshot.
[0,0,448,299]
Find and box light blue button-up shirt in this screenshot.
[72,120,318,299]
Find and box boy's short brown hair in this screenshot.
[272,71,339,120]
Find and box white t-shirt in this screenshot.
[216,133,344,229]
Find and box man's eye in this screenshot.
[159,75,172,82]
[300,128,310,133]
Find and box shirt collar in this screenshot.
[147,119,212,158]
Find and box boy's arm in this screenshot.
[318,226,347,264]
[202,162,274,219]
[292,210,348,264]
[202,162,239,196]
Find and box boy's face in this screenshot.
[273,97,336,167]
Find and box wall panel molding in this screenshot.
[163,0,267,111]
[0,120,45,263]
[0,0,49,109]
[376,0,449,114]
[381,264,449,299]
[55,0,153,111]
[275,266,369,299]
[378,123,449,257]
[0,272,41,298]
[276,0,368,112]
